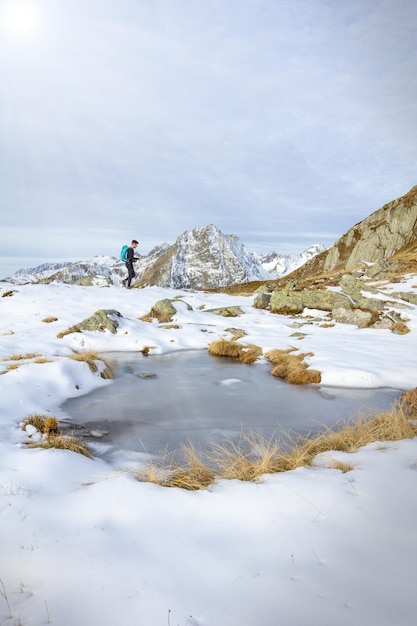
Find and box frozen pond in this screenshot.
[61,350,401,460]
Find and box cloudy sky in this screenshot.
[1,0,416,277]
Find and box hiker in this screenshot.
[123,240,139,288]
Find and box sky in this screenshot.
[0,279,417,624]
[1,0,417,278]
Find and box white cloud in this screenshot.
[1,0,416,274]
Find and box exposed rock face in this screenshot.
[255,272,413,330]
[268,287,347,315]
[135,225,269,289]
[76,309,122,333]
[284,186,417,282]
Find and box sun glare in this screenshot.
[1,1,42,40]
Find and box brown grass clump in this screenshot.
[22,413,92,458]
[1,290,16,297]
[57,325,81,338]
[137,388,417,490]
[208,339,262,364]
[27,435,92,458]
[2,352,40,361]
[139,443,215,490]
[265,348,321,384]
[70,351,113,379]
[42,316,58,323]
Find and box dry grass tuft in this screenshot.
[1,290,16,297]
[266,348,321,384]
[70,351,113,379]
[27,435,92,458]
[57,325,81,338]
[2,352,40,361]
[208,339,262,364]
[328,459,355,473]
[138,443,215,490]
[23,413,49,432]
[137,388,417,490]
[22,413,92,458]
[42,316,58,323]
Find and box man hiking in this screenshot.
[123,239,139,288]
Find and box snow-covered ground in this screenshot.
[1,279,416,625]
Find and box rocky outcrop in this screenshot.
[280,186,417,283]
[254,273,413,330]
[77,309,122,333]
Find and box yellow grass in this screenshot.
[208,339,262,364]
[27,435,92,458]
[2,352,40,361]
[22,413,91,458]
[265,348,322,384]
[137,389,417,489]
[69,351,113,379]
[42,316,58,323]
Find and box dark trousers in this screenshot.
[125,262,135,287]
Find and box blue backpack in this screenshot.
[120,245,129,262]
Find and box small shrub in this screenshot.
[1,290,15,298]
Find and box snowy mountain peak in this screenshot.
[4,227,325,289]
[260,244,327,278]
[137,224,270,289]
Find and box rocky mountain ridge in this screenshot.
[278,185,417,289]
[4,226,323,289]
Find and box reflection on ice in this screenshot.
[60,350,401,463]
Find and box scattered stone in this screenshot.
[206,306,244,317]
[90,430,109,438]
[138,372,157,379]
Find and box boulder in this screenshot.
[77,309,122,334]
[270,288,346,314]
[206,306,244,317]
[331,305,373,328]
[338,274,384,310]
[148,299,178,323]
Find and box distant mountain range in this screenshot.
[4,224,325,289]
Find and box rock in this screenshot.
[270,288,346,314]
[389,291,417,305]
[138,372,157,379]
[331,305,373,328]
[253,292,272,309]
[148,299,178,323]
[206,306,244,317]
[338,274,384,310]
[77,309,122,334]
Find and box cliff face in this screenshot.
[324,185,417,271]
[285,185,417,284]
